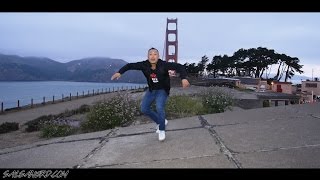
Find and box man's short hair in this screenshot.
[148,47,159,54]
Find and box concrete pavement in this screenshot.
[1,102,319,168]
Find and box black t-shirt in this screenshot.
[149,69,165,90]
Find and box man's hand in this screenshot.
[182,79,190,88]
[111,73,121,80]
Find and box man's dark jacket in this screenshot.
[117,59,188,95]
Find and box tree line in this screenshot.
[183,47,304,82]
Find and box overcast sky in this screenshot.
[0,13,319,77]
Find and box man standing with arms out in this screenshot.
[111,47,190,141]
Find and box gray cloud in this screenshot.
[0,13,319,76]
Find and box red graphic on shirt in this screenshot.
[150,73,159,83]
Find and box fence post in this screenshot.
[69,93,72,101]
[1,102,3,113]
[93,89,94,95]
[18,100,20,108]
[113,87,114,92]
[109,88,110,93]
[77,92,78,99]
[97,89,99,94]
[31,99,33,108]
[62,94,64,102]
[43,97,45,105]
[53,96,55,104]
[83,91,84,97]
[88,90,89,96]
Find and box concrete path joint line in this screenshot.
[111,126,203,139]
[237,143,320,155]
[310,114,320,119]
[198,115,242,168]
[74,129,118,168]
[0,136,109,156]
[91,154,221,168]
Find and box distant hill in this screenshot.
[263,73,312,82]
[0,53,146,83]
[288,74,313,81]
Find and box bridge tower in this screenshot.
[164,18,178,76]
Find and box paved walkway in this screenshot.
[0,92,121,125]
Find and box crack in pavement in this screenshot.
[0,125,202,156]
[0,136,107,156]
[211,123,244,127]
[236,143,320,155]
[74,129,118,168]
[78,125,223,168]
[310,114,320,119]
[198,115,242,168]
[111,126,203,138]
[73,126,203,168]
[88,154,222,168]
[73,127,204,168]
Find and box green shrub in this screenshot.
[263,100,270,107]
[165,95,206,118]
[59,105,91,118]
[41,124,77,138]
[81,92,139,132]
[55,111,71,119]
[25,115,55,132]
[25,104,91,133]
[200,87,234,113]
[0,122,19,134]
[76,104,91,114]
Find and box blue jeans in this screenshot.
[141,89,168,131]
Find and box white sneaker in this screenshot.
[156,119,168,133]
[158,131,165,141]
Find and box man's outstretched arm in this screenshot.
[111,62,144,80]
